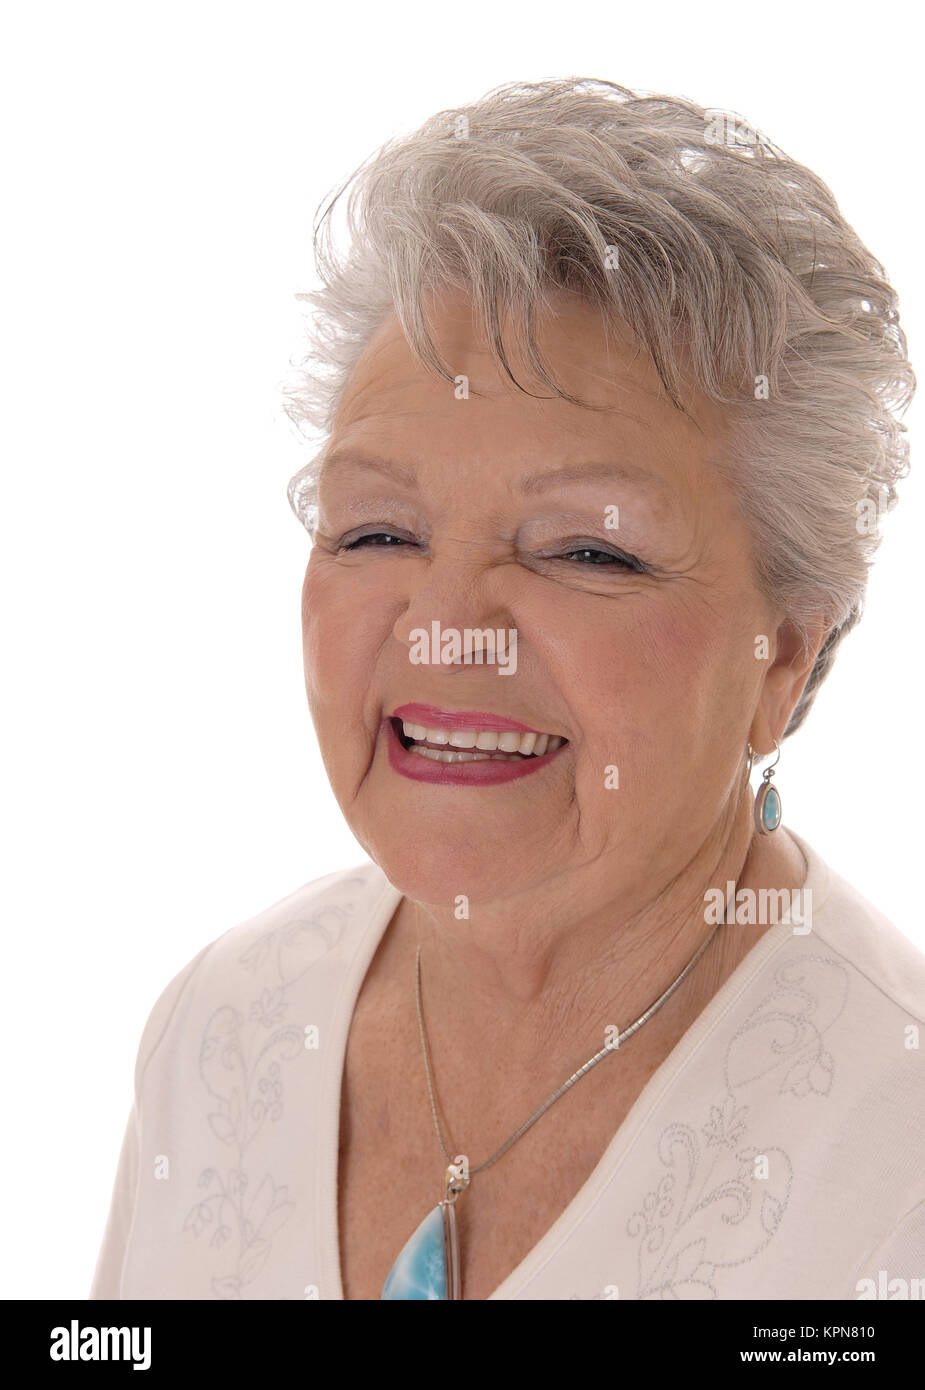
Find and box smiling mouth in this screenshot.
[391,716,568,763]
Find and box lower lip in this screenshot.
[383,718,567,786]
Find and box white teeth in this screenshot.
[399,719,565,757]
[410,746,525,763]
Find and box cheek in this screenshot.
[301,560,381,714]
[626,592,758,709]
[543,601,707,720]
[551,595,757,785]
[620,596,764,806]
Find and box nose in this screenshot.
[391,554,517,670]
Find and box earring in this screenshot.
[747,739,782,835]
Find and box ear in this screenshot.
[749,614,832,752]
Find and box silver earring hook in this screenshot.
[762,738,781,778]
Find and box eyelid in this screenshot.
[338,525,420,550]
[535,538,649,573]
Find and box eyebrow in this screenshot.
[518,460,674,499]
[322,450,674,501]
[322,451,417,489]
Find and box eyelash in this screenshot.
[341,532,412,551]
[338,531,647,573]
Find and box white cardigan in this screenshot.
[89,831,925,1300]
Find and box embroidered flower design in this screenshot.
[181,895,359,1298]
[627,954,848,1299]
[250,986,286,1029]
[702,1097,749,1150]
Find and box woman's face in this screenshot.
[301,292,798,909]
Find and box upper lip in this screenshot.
[391,702,558,735]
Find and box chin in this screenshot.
[360,825,538,910]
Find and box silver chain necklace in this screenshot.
[380,878,738,1301]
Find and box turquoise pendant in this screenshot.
[381,1202,457,1299]
[755,779,781,835]
[381,1158,467,1300]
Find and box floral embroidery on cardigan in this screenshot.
[182,897,357,1298]
[627,954,849,1299]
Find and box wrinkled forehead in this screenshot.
[337,288,713,419]
[328,295,730,489]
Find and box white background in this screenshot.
[2,1,921,1298]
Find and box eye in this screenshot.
[339,530,415,551]
[554,544,647,572]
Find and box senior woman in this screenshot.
[90,78,924,1302]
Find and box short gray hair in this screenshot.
[285,77,914,736]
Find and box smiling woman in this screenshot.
[90,77,925,1303]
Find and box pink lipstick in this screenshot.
[392,702,543,734]
[384,704,568,786]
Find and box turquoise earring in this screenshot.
[749,739,782,834]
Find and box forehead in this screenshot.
[326,292,731,500]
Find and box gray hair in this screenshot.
[285,77,914,737]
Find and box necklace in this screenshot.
[380,880,737,1300]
